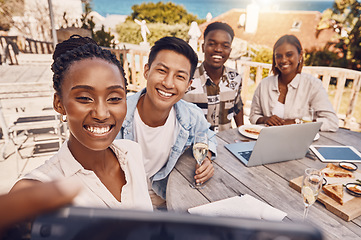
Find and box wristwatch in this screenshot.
[295,118,303,124]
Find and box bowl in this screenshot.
[339,162,358,172]
[345,183,361,197]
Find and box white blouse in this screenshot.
[272,101,285,119]
[22,139,153,211]
[249,73,339,132]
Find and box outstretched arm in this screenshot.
[0,179,81,234]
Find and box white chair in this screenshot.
[0,82,67,175]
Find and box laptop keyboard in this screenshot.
[238,151,253,162]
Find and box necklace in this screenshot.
[278,78,288,103]
[278,79,287,95]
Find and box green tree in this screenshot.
[304,46,339,67]
[80,1,95,31]
[251,46,273,64]
[251,45,273,79]
[317,0,361,69]
[94,25,115,48]
[127,2,204,25]
[80,1,115,47]
[116,21,189,46]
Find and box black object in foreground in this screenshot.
[30,207,323,240]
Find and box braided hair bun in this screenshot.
[51,35,126,96]
[52,35,97,61]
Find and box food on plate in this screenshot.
[348,184,361,194]
[322,184,344,205]
[339,162,358,171]
[321,163,354,178]
[244,127,261,135]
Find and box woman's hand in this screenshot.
[257,116,297,126]
[194,156,214,184]
[0,179,81,233]
[262,115,285,126]
[284,119,297,125]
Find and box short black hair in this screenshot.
[51,35,127,97]
[148,36,198,80]
[204,22,235,41]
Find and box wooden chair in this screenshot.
[0,82,67,175]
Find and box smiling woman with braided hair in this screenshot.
[10,35,152,210]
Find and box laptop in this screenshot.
[225,122,322,167]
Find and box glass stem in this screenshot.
[303,206,309,221]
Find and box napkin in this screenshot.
[188,194,287,221]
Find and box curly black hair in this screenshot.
[51,35,127,97]
[203,22,234,41]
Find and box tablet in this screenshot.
[309,145,361,162]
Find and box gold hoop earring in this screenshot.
[60,115,67,123]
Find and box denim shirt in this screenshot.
[116,88,217,199]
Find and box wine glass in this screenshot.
[302,107,315,123]
[192,132,209,189]
[301,168,323,220]
[309,107,315,122]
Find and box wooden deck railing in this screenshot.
[0,36,19,65]
[0,36,53,65]
[107,48,149,93]
[0,36,53,54]
[235,60,361,129]
[24,38,53,54]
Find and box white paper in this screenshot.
[188,194,287,221]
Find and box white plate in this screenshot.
[238,125,265,140]
[314,133,320,141]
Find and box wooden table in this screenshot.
[166,128,361,240]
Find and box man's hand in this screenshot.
[194,157,214,184]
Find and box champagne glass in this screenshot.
[302,107,314,123]
[309,107,315,122]
[192,132,209,189]
[301,168,323,220]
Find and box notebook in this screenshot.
[225,122,322,167]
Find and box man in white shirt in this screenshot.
[118,37,217,208]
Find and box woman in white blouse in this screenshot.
[249,34,339,132]
[10,35,152,211]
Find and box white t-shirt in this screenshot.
[134,106,180,178]
[134,106,180,207]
